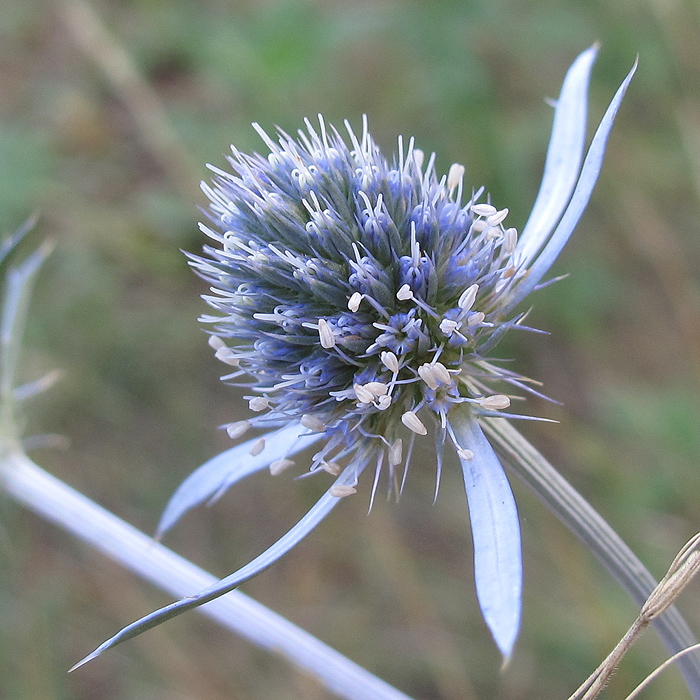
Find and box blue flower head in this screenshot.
[76,46,636,668]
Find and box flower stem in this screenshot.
[0,449,415,700]
[482,417,700,699]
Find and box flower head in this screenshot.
[195,114,524,480]
[80,46,635,667]
[180,45,635,659]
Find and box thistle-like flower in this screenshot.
[75,46,636,669]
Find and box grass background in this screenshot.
[2,0,700,698]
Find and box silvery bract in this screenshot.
[78,45,636,666]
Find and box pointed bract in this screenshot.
[450,405,522,659]
[516,44,597,266]
[156,422,321,538]
[73,460,368,670]
[504,55,638,314]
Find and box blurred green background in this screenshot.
[2,0,700,698]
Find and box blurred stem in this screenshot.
[54,0,198,200]
[483,417,700,699]
[568,533,700,699]
[0,243,51,445]
[0,451,414,700]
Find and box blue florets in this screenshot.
[193,116,523,473]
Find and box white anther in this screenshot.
[401,410,428,435]
[417,364,439,391]
[214,346,240,366]
[208,335,226,350]
[457,448,474,461]
[248,396,270,412]
[503,227,518,253]
[458,284,479,311]
[270,458,295,475]
[467,311,485,327]
[439,318,459,335]
[447,163,465,191]
[330,484,357,498]
[365,382,388,396]
[321,461,342,476]
[249,437,265,456]
[318,319,336,349]
[301,414,327,432]
[471,203,497,217]
[375,395,392,411]
[396,284,413,301]
[348,292,363,312]
[479,394,511,410]
[389,438,403,466]
[413,149,424,170]
[431,362,452,385]
[471,220,488,233]
[354,383,374,404]
[486,208,509,226]
[380,351,400,373]
[226,420,251,440]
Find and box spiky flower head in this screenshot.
[195,114,526,479]
[159,45,634,661]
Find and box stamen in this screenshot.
[301,414,327,432]
[401,410,428,435]
[364,382,388,396]
[321,461,342,476]
[407,293,440,319]
[329,484,357,498]
[208,335,226,350]
[486,208,509,226]
[439,318,459,335]
[503,227,518,253]
[226,420,251,439]
[457,448,474,461]
[380,351,400,373]
[458,284,479,311]
[354,383,374,404]
[413,149,424,170]
[431,362,452,385]
[417,364,439,391]
[375,395,392,411]
[318,319,336,349]
[248,397,270,412]
[249,437,265,456]
[470,203,497,217]
[479,394,511,410]
[396,284,413,301]
[215,346,240,366]
[389,438,403,466]
[348,292,363,312]
[467,311,485,327]
[270,458,295,475]
[447,163,465,191]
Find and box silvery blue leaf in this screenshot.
[72,459,367,670]
[505,56,638,313]
[157,421,322,538]
[516,44,597,267]
[449,406,522,661]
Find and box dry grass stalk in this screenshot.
[568,532,700,700]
